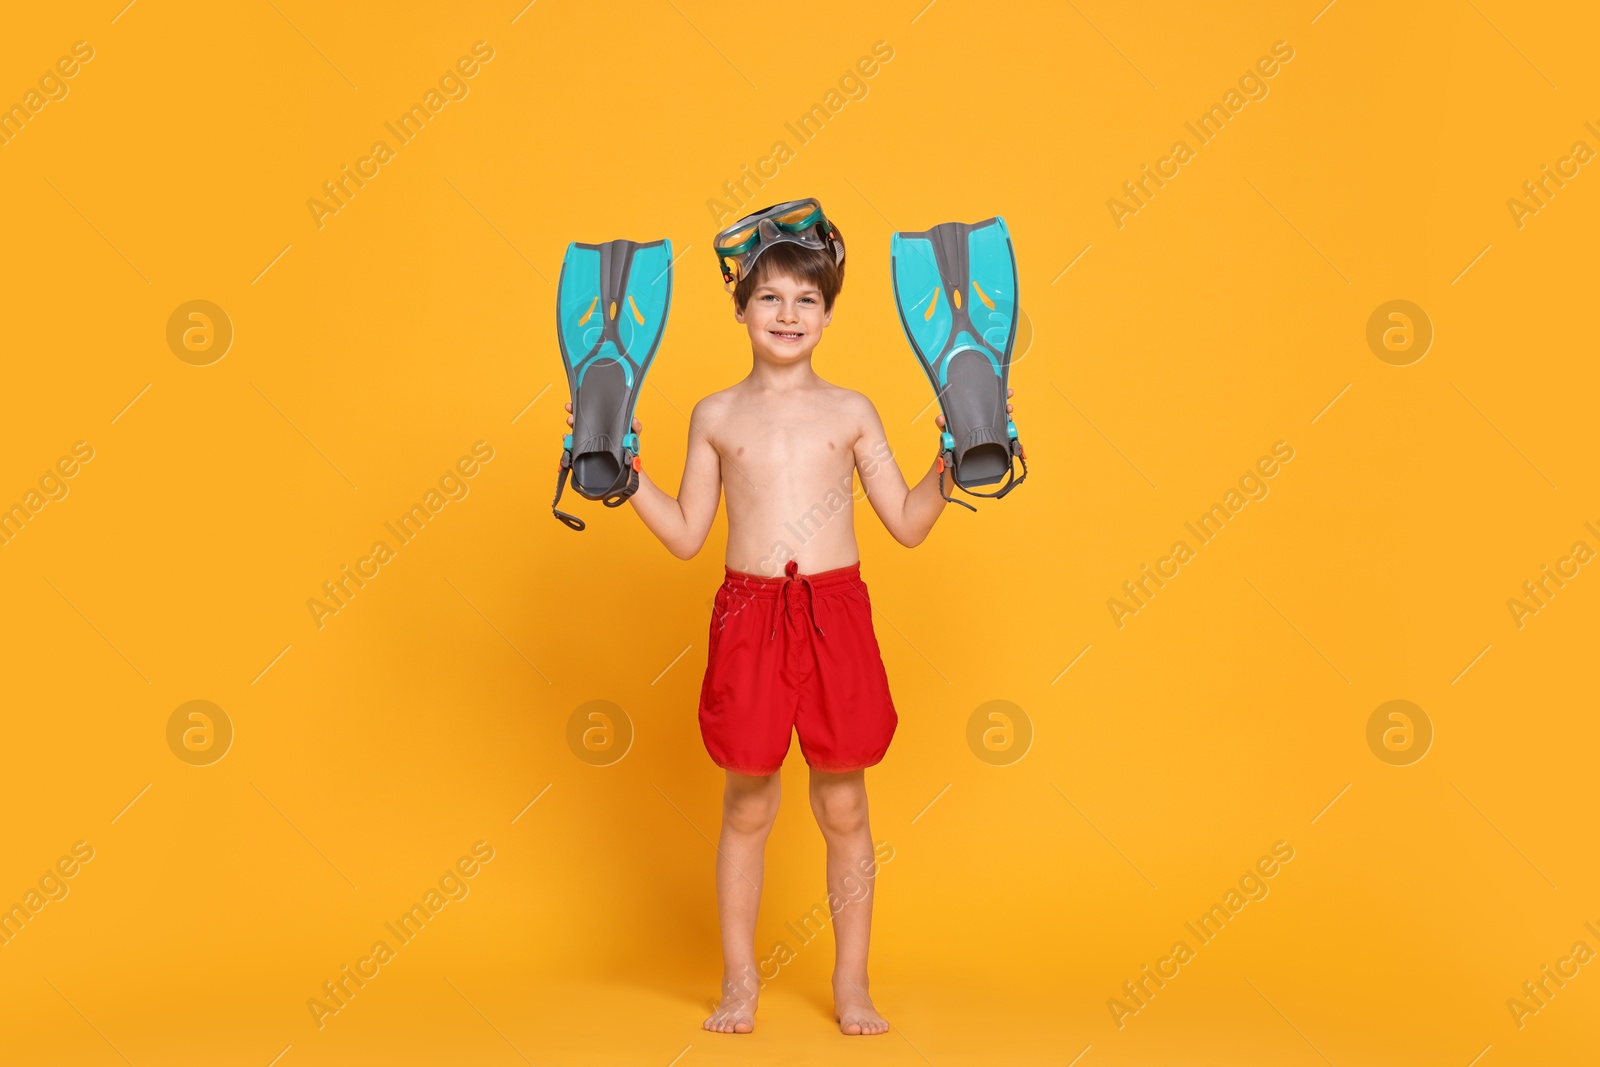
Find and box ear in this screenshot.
[734,299,747,324]
[821,299,834,328]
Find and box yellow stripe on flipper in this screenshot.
[953,287,962,310]
[609,300,618,320]
[923,287,941,321]
[972,282,995,309]
[628,295,644,325]
[578,296,599,326]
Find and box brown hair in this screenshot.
[732,227,846,313]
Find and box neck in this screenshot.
[747,353,818,390]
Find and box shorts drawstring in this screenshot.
[772,559,826,640]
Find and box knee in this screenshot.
[723,786,780,836]
[811,788,867,837]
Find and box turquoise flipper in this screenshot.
[551,238,673,531]
[890,217,1026,511]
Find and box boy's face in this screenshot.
[735,270,832,362]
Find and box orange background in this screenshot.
[1,1,1596,1064]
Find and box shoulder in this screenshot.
[691,386,740,423]
[828,386,883,426]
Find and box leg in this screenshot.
[808,768,889,1035]
[704,769,781,1034]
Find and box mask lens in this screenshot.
[774,203,821,231]
[714,225,761,255]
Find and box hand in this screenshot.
[564,401,643,435]
[933,387,1013,430]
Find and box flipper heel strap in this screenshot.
[938,451,978,513]
[551,452,587,532]
[954,438,1028,502]
[601,449,641,508]
[993,449,1028,499]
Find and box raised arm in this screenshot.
[624,398,723,559]
[853,394,946,548]
[853,388,1014,547]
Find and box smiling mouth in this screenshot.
[770,330,804,341]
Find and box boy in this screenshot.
[563,199,1014,1035]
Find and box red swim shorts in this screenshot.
[699,560,898,776]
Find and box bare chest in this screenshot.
[712,404,861,499]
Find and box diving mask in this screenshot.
[713,198,845,293]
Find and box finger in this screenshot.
[1007,388,1013,397]
[1006,404,1013,413]
[632,417,642,432]
[565,402,572,411]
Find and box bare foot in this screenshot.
[833,976,889,1035]
[704,970,760,1034]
